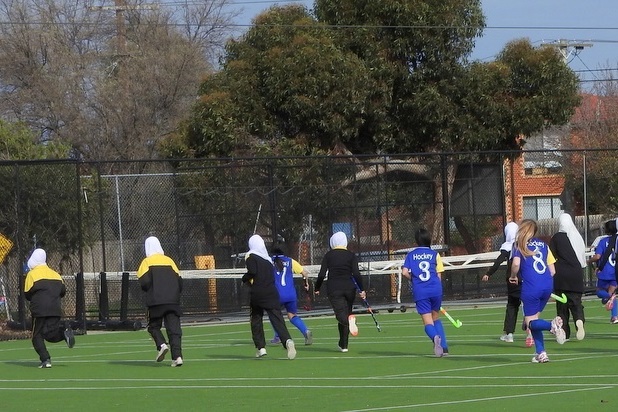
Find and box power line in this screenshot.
[579,78,618,83]
[575,54,601,81]
[574,68,618,73]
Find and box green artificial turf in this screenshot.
[1,300,617,411]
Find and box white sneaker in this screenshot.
[433,335,444,357]
[304,330,313,345]
[532,351,549,363]
[550,316,566,344]
[156,343,169,362]
[338,346,348,353]
[256,348,267,358]
[500,333,514,343]
[575,319,585,340]
[348,315,358,336]
[171,357,183,367]
[285,339,296,360]
[38,359,52,368]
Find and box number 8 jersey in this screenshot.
[512,237,556,292]
[402,246,444,301]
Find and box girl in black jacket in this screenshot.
[550,213,587,341]
[242,234,296,360]
[137,236,184,366]
[315,232,366,353]
[482,222,532,345]
[24,248,75,368]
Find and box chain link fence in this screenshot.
[0,149,613,335]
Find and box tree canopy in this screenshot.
[161,1,583,251]
[164,0,581,159]
[0,120,94,263]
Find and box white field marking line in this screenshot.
[5,350,612,365]
[2,374,617,384]
[381,352,618,379]
[1,384,615,392]
[3,354,427,364]
[0,384,615,392]
[341,385,616,412]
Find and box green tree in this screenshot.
[168,1,579,161]
[0,121,96,271]
[164,1,581,250]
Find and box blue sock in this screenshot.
[529,319,550,353]
[290,316,308,335]
[434,320,448,350]
[529,319,551,331]
[613,304,618,318]
[424,324,438,341]
[598,290,611,300]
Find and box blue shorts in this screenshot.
[415,296,442,315]
[281,300,299,315]
[597,279,617,291]
[521,289,551,316]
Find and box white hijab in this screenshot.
[330,231,348,249]
[558,213,586,268]
[247,234,273,264]
[27,248,47,270]
[145,236,164,257]
[501,222,518,252]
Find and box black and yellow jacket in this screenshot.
[24,265,66,318]
[137,254,182,308]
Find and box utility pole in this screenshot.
[541,39,593,64]
[90,0,158,58]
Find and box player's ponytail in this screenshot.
[271,246,286,272]
[515,219,537,258]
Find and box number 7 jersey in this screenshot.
[402,246,444,300]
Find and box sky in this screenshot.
[229,0,618,89]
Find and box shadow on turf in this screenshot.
[458,339,615,356]
[108,360,174,367]
[203,353,255,360]
[4,360,68,368]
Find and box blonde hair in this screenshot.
[515,219,537,258]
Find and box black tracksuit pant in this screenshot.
[250,302,291,349]
[328,287,356,350]
[555,290,585,340]
[32,316,64,362]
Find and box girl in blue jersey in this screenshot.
[269,247,312,345]
[509,219,566,363]
[401,228,448,357]
[482,222,533,345]
[588,219,618,322]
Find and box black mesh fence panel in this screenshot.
[0,150,608,335]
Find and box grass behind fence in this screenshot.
[1,301,617,411]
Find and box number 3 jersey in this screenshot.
[402,247,444,301]
[511,237,556,292]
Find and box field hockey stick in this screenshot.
[551,292,568,303]
[440,306,463,328]
[351,277,382,332]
